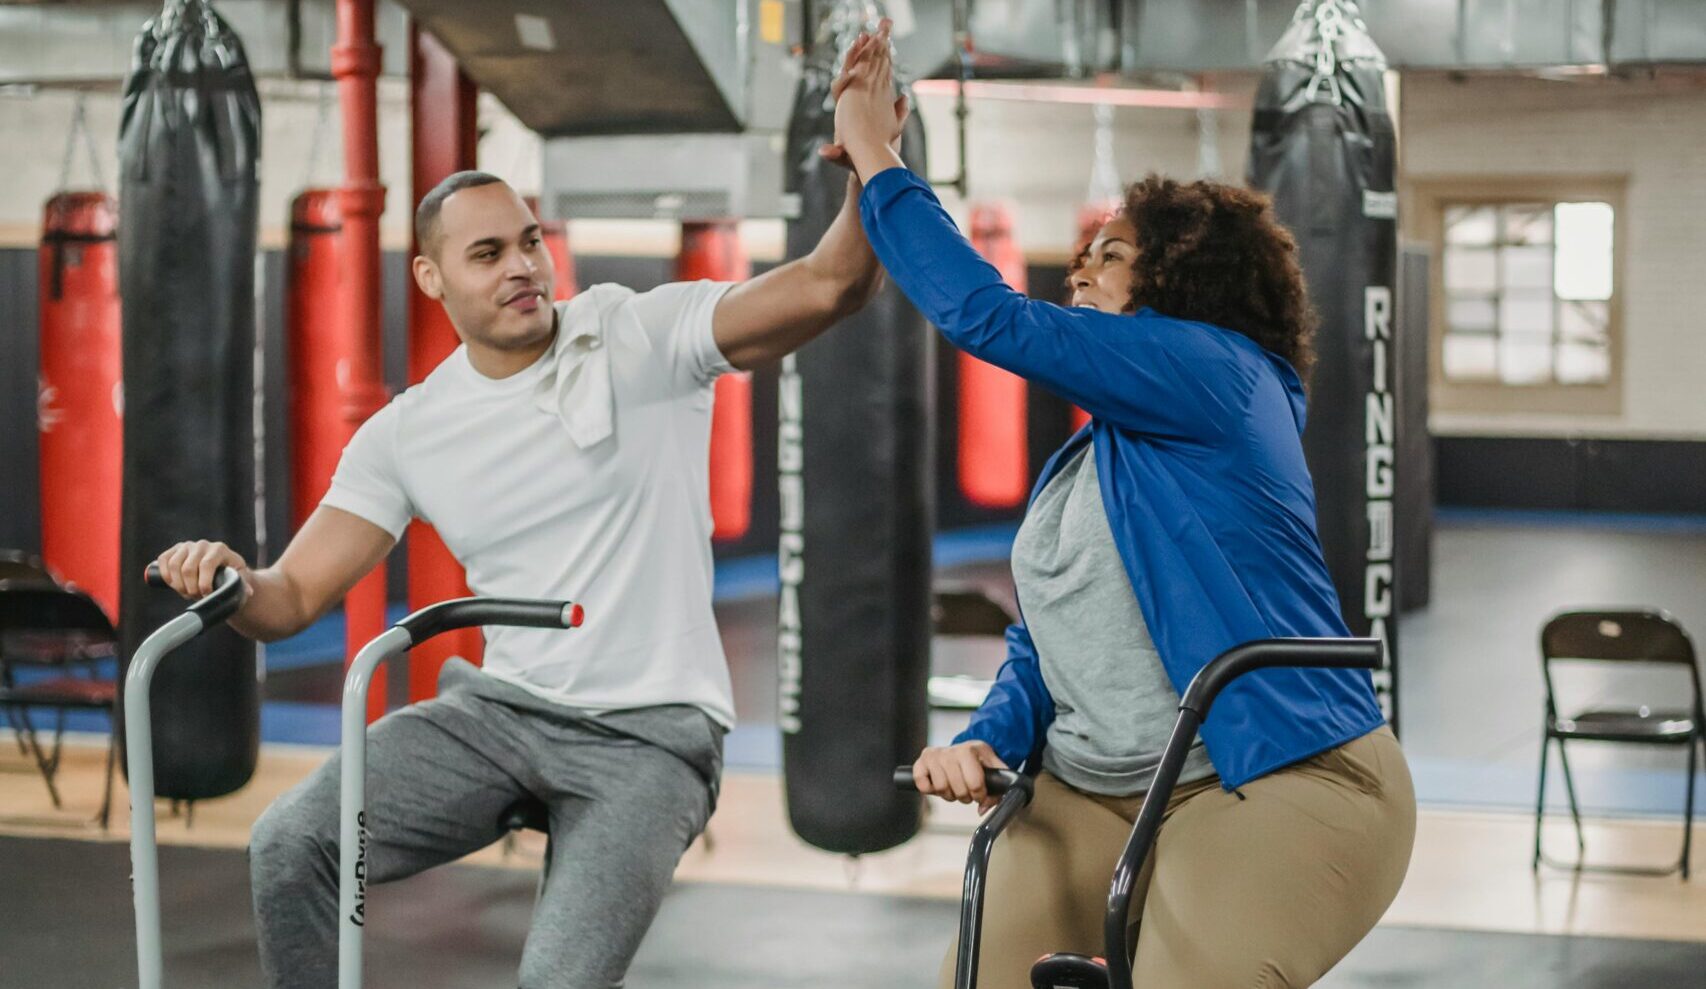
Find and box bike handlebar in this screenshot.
[1179,636,1383,716]
[143,562,245,627]
[892,765,1030,798]
[395,598,583,644]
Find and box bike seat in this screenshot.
[1030,952,1108,988]
[499,796,549,834]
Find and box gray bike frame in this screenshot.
[338,598,579,989]
[126,572,574,989]
[336,625,412,989]
[125,567,244,989]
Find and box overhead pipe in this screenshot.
[911,77,1249,110]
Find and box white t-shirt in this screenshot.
[320,280,738,728]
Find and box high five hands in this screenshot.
[819,18,910,182]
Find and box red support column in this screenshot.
[407,24,482,702]
[332,0,392,722]
[525,195,579,302]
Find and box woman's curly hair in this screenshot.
[1071,175,1318,382]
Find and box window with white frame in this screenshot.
[1439,200,1615,387]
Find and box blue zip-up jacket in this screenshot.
[859,167,1386,790]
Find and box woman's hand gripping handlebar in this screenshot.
[901,740,1015,813]
[893,763,1029,802]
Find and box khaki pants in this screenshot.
[939,727,1415,989]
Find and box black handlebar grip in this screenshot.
[892,765,1028,797]
[144,562,245,627]
[1178,637,1384,718]
[397,598,584,645]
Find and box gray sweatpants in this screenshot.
[249,659,724,989]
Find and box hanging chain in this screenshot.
[1195,106,1222,179]
[299,84,336,191]
[1314,0,1347,80]
[816,0,889,110]
[1087,102,1122,205]
[56,94,108,193]
[1303,0,1350,106]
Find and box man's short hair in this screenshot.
[416,170,507,258]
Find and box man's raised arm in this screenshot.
[709,172,884,370]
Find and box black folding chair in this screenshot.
[0,550,59,587]
[0,580,121,827]
[1533,609,1704,879]
[0,552,61,757]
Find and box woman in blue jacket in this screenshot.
[831,25,1415,989]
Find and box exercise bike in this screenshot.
[896,637,1384,989]
[124,563,582,989]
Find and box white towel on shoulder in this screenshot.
[532,283,646,449]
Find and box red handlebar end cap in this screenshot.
[569,603,585,628]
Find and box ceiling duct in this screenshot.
[1108,0,1706,73]
[527,0,803,222]
[2,1,1702,90]
[398,0,768,136]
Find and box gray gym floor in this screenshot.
[6,836,1705,989]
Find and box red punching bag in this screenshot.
[677,221,752,543]
[38,191,123,619]
[286,190,346,532]
[962,203,1029,509]
[287,188,391,720]
[1068,201,1120,432]
[525,195,578,301]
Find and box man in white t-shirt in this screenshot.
[153,98,904,984]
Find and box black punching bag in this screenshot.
[117,0,262,799]
[778,46,933,854]
[1247,0,1400,728]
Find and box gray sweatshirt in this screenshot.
[1011,446,1218,796]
